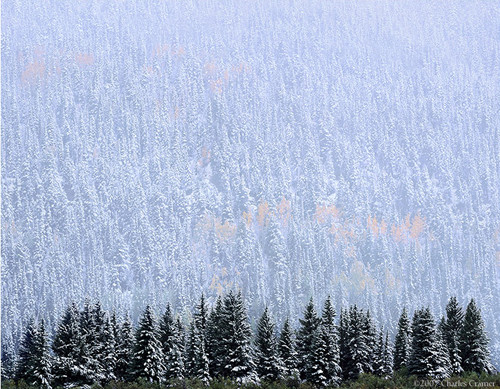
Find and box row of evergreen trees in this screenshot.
[2,293,494,388]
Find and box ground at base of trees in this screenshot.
[3,372,500,389]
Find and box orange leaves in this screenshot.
[257,201,270,227]
[75,53,94,66]
[21,61,45,84]
[242,211,252,226]
[277,197,292,226]
[315,204,340,224]
[197,213,236,243]
[204,60,252,95]
[198,147,211,167]
[390,213,426,243]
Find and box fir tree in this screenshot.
[219,291,257,383]
[373,330,386,377]
[164,317,185,381]
[320,296,341,386]
[393,307,412,371]
[442,297,464,375]
[30,320,53,388]
[296,298,321,382]
[115,314,134,381]
[459,299,493,374]
[344,305,371,380]
[15,318,38,382]
[278,318,299,379]
[408,308,448,378]
[338,308,350,380]
[186,321,210,384]
[255,307,283,381]
[52,303,84,386]
[1,333,16,381]
[206,296,224,377]
[131,305,165,382]
[382,332,394,378]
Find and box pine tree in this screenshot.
[255,307,283,381]
[115,314,134,381]
[459,299,493,374]
[78,299,101,383]
[343,305,371,380]
[434,322,452,379]
[393,307,412,371]
[361,310,377,373]
[52,303,84,386]
[165,317,185,381]
[219,291,257,383]
[15,318,38,382]
[296,298,321,382]
[131,305,165,382]
[186,321,210,384]
[442,297,464,375]
[408,308,447,378]
[320,296,341,386]
[278,318,299,379]
[206,296,224,377]
[382,332,394,378]
[30,320,53,388]
[373,330,386,377]
[1,333,16,381]
[338,308,350,380]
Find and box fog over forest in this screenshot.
[2,0,499,365]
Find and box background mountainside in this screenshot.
[2,0,499,364]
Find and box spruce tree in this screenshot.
[279,318,299,379]
[459,299,493,374]
[131,305,165,382]
[206,296,224,377]
[373,330,386,377]
[442,297,464,375]
[343,305,371,380]
[78,299,101,383]
[15,318,38,382]
[30,320,53,388]
[393,307,412,371]
[186,321,210,384]
[115,314,134,381]
[408,308,448,378]
[296,298,321,382]
[361,310,377,373]
[320,296,341,386]
[255,307,283,381]
[382,332,394,378]
[164,317,185,381]
[219,290,257,383]
[52,303,84,386]
[1,333,16,381]
[338,308,350,380]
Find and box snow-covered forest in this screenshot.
[3,294,494,387]
[2,0,500,368]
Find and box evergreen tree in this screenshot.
[30,320,53,388]
[115,315,134,381]
[164,317,185,381]
[1,333,16,381]
[338,308,350,380]
[361,310,377,373]
[194,293,209,338]
[408,308,448,378]
[206,296,224,377]
[459,299,493,374]
[393,307,412,371]
[296,298,321,382]
[442,297,464,375]
[344,305,371,380]
[435,322,452,379]
[373,330,386,377]
[255,307,283,381]
[52,303,84,386]
[78,299,101,383]
[219,291,257,383]
[15,318,38,382]
[278,318,299,379]
[320,296,341,386]
[131,306,165,382]
[186,321,210,384]
[382,332,394,378]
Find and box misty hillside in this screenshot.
[2,0,499,365]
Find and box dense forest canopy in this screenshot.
[2,0,499,366]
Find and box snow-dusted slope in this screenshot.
[2,0,499,364]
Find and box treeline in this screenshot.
[1,294,494,388]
